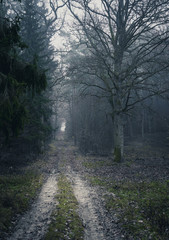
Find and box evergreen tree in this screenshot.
[0,2,47,143]
[20,0,57,73]
[18,0,58,150]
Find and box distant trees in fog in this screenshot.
[1,0,169,161]
[62,0,169,161]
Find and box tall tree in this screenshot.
[0,2,47,142]
[64,0,169,161]
[17,0,59,150]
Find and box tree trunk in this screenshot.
[113,114,124,162]
[40,115,45,153]
[141,110,145,138]
[128,116,133,138]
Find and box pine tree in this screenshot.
[18,0,58,150]
[0,2,47,143]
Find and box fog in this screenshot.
[1,1,169,239]
[0,0,169,158]
[61,121,66,132]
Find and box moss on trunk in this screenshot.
[114,147,121,162]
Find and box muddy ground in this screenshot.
[2,132,169,240]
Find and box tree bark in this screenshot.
[141,110,145,138]
[113,113,124,162]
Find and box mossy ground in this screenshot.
[89,175,169,239]
[0,172,43,233]
[82,160,112,168]
[45,174,84,240]
[81,155,115,169]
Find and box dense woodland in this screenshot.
[1,1,169,239]
[63,0,169,161]
[0,0,58,159]
[0,0,169,161]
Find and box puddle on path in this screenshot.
[7,171,58,240]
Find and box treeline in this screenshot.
[66,92,169,155]
[60,0,169,159]
[0,0,58,154]
[1,0,169,161]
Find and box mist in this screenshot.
[0,0,169,239]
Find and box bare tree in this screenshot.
[62,0,169,161]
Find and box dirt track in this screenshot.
[7,135,123,240]
[8,131,169,240]
[8,172,58,240]
[57,140,123,240]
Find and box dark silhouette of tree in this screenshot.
[16,0,60,151]
[0,3,47,142]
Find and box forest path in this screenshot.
[66,168,110,240]
[7,171,58,240]
[7,134,122,240]
[57,135,122,240]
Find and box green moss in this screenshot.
[45,174,84,240]
[87,176,109,186]
[48,143,56,154]
[82,160,112,168]
[82,162,95,168]
[105,181,169,239]
[84,175,169,238]
[125,160,134,167]
[114,147,121,162]
[0,172,43,233]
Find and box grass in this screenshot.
[82,160,112,168]
[87,176,109,186]
[0,172,43,233]
[45,174,84,240]
[48,142,57,154]
[88,176,169,239]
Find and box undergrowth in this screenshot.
[0,172,43,233]
[45,174,84,240]
[82,160,112,168]
[89,176,169,239]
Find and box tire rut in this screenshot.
[7,171,58,240]
[7,137,123,240]
[65,167,123,240]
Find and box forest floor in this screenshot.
[1,132,169,239]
